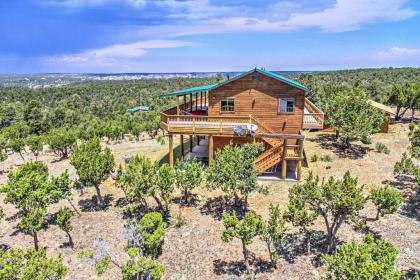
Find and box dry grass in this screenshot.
[0,124,419,279]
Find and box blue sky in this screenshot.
[1,0,420,73]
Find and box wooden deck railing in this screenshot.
[303,98,324,129]
[161,110,250,135]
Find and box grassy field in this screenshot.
[0,124,418,279]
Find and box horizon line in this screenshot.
[0,66,419,76]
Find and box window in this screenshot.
[221,97,235,112]
[279,97,295,113]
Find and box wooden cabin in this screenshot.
[367,100,395,133]
[160,68,324,180]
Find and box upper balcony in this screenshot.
[160,103,250,136]
[161,96,324,135]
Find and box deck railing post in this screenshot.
[176,96,180,115]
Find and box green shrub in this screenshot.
[361,135,372,144]
[310,154,318,162]
[0,248,68,279]
[321,154,333,162]
[370,185,403,220]
[175,209,185,228]
[376,142,390,154]
[95,256,111,276]
[322,234,403,279]
[77,249,94,259]
[137,212,167,259]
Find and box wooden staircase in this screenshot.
[251,117,284,172]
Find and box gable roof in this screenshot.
[367,100,395,115]
[161,68,308,97]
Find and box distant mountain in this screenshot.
[0,71,306,88]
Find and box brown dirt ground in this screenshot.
[0,124,419,279]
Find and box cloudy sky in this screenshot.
[1,0,420,73]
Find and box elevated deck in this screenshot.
[303,98,324,129]
[161,99,324,134]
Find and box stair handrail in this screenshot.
[251,116,276,134]
[255,145,283,164]
[304,98,324,114]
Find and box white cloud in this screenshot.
[45,39,198,65]
[282,0,417,32]
[377,46,420,58]
[119,0,417,39]
[43,0,417,33]
[44,0,146,8]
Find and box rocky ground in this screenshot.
[0,124,418,279]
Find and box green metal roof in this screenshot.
[127,105,150,112]
[161,84,216,97]
[160,68,307,97]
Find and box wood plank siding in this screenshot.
[208,72,305,134]
[160,69,312,179]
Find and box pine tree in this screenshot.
[56,207,74,247]
[206,143,266,211]
[221,210,262,273]
[175,160,203,205]
[260,204,288,267]
[70,138,114,208]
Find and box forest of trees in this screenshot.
[0,68,419,279]
[0,68,418,161]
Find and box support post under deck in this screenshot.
[169,134,174,168]
[281,139,288,179]
[208,135,214,165]
[297,160,302,181]
[180,135,184,160]
[189,135,193,152]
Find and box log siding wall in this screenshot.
[208,72,305,134]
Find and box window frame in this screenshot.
[220,97,235,113]
[278,97,296,114]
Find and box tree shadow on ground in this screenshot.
[213,259,246,276]
[59,241,73,249]
[9,228,20,237]
[5,211,22,223]
[384,175,419,221]
[121,203,161,220]
[200,195,245,221]
[41,212,58,230]
[0,244,10,252]
[278,230,327,265]
[403,268,420,279]
[213,253,274,277]
[308,134,371,160]
[50,156,67,163]
[253,257,275,274]
[173,193,200,208]
[114,197,130,208]
[78,194,113,212]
